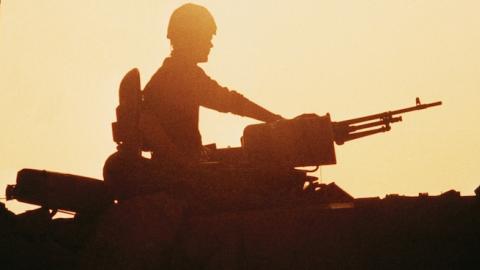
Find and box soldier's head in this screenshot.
[167,3,217,63]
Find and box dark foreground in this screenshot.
[2,187,479,269]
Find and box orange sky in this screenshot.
[1,1,479,213]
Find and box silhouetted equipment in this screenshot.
[6,68,443,212]
[6,169,112,214]
[111,68,143,155]
[241,114,337,167]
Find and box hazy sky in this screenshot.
[1,1,479,212]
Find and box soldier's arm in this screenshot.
[221,90,283,122]
[197,70,282,122]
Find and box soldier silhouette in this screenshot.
[140,3,282,167]
[105,3,283,199]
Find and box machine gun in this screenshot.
[231,98,442,168]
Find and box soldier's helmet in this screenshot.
[167,3,217,45]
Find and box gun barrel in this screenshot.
[337,101,442,126]
[337,126,391,144]
[344,116,402,133]
[332,99,442,145]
